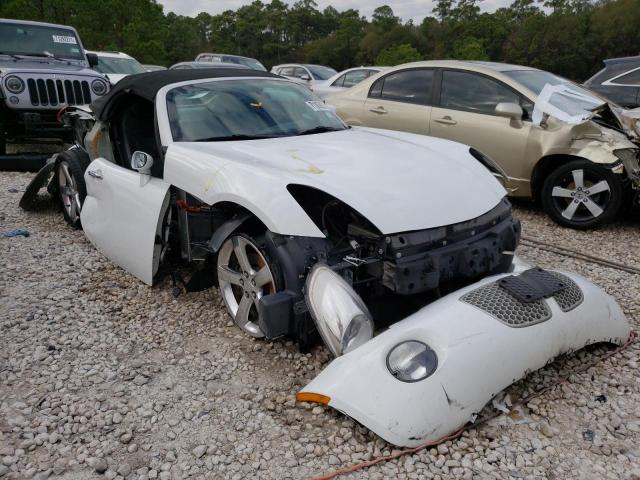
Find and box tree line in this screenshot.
[1,0,639,81]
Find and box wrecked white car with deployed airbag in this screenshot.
[20,69,631,447]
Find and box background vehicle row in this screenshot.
[328,60,640,229]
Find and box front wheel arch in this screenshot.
[531,155,586,202]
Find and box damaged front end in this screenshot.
[297,265,630,447]
[255,195,520,350]
[533,84,640,196]
[19,106,97,210]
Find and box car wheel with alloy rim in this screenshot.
[216,234,279,337]
[541,159,623,229]
[56,149,90,228]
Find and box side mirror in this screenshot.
[495,102,523,121]
[131,151,153,174]
[300,74,311,81]
[86,52,99,68]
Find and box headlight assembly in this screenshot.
[305,264,373,357]
[91,79,108,96]
[5,75,25,94]
[386,340,438,382]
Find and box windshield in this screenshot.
[166,79,346,142]
[94,55,146,74]
[0,23,84,60]
[225,56,266,71]
[505,70,607,125]
[306,65,337,80]
[504,70,601,100]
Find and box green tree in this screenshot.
[375,44,423,65]
[452,37,489,60]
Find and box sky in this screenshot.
[156,0,512,23]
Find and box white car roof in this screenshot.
[85,50,134,59]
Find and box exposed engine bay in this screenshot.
[172,186,520,349]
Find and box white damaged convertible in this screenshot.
[20,69,631,447]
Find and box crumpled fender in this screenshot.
[19,155,57,210]
[298,269,630,447]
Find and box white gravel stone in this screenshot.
[1,172,638,479]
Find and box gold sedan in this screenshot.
[328,60,640,229]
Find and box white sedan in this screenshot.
[311,66,386,99]
[87,50,146,84]
[21,68,630,447]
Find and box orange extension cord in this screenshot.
[309,330,637,480]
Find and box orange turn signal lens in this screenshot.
[296,392,330,405]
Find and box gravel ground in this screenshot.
[1,171,639,480]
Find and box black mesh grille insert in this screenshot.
[27,79,39,105]
[56,80,65,103]
[461,282,552,327]
[36,79,48,106]
[46,79,58,106]
[23,78,91,106]
[64,80,75,105]
[548,272,583,312]
[81,81,91,104]
[72,80,82,105]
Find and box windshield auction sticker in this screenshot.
[52,35,77,44]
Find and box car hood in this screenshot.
[0,57,95,75]
[164,127,506,237]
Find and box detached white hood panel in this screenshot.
[163,128,506,237]
[299,269,630,447]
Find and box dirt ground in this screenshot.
[1,171,639,480]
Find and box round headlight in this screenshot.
[5,75,25,94]
[305,264,374,357]
[91,79,107,96]
[386,340,438,382]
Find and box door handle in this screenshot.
[369,106,387,114]
[434,116,457,125]
[87,169,103,180]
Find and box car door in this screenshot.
[430,69,532,186]
[361,68,434,135]
[81,157,170,286]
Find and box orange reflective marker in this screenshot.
[296,392,330,405]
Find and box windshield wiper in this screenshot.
[193,134,282,142]
[20,52,74,63]
[296,126,345,136]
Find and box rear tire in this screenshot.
[541,159,623,229]
[56,149,90,229]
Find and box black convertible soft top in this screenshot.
[90,68,280,120]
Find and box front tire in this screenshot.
[56,149,90,228]
[216,233,280,337]
[541,160,623,229]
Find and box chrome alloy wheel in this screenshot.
[58,161,82,224]
[216,235,276,337]
[551,169,611,221]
